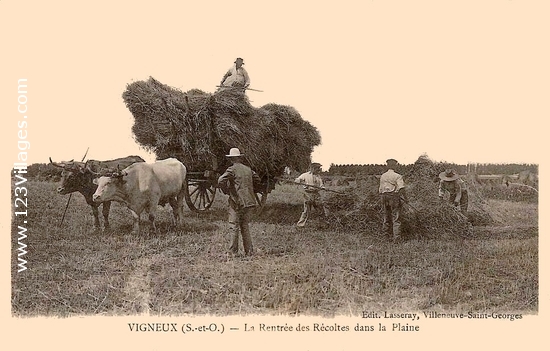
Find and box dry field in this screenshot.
[11,181,538,317]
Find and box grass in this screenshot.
[11,181,538,317]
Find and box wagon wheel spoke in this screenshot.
[207,187,216,198]
[204,188,211,205]
[189,185,201,197]
[185,178,216,213]
[195,194,201,209]
[199,191,205,209]
[198,189,205,209]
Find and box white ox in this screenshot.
[92,158,187,234]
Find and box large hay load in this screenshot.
[122,77,321,211]
[324,155,492,238]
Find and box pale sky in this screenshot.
[2,0,548,171]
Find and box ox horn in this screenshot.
[49,157,65,168]
[110,164,121,177]
[85,162,102,176]
[110,165,126,178]
[110,164,127,178]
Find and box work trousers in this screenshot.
[228,202,254,256]
[449,190,469,215]
[381,192,402,239]
[297,191,329,227]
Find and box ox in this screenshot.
[92,158,187,235]
[49,155,145,231]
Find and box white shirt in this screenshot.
[221,65,250,87]
[379,169,405,194]
[295,171,323,190]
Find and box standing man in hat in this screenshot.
[379,158,408,240]
[219,57,250,91]
[295,162,329,227]
[438,169,468,214]
[218,147,261,256]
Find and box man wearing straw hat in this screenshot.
[218,147,260,256]
[379,158,408,240]
[438,169,469,214]
[219,57,250,91]
[295,162,329,227]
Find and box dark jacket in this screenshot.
[218,162,260,208]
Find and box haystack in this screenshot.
[122,77,321,177]
[324,155,493,238]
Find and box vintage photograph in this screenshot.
[2,1,547,350]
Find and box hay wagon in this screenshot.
[122,77,321,213]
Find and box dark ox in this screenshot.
[49,155,145,230]
[92,158,187,235]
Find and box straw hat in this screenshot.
[226,147,244,157]
[439,169,460,181]
[234,57,244,64]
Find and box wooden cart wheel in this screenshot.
[185,178,216,212]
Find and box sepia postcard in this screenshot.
[1,1,547,350]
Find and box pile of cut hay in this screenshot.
[324,155,493,238]
[122,77,321,177]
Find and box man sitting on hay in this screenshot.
[219,57,250,92]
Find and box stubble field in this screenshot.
[11,181,538,317]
